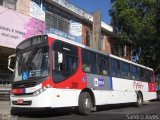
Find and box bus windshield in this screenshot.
[14,46,49,81]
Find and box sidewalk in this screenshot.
[0,101,19,120]
[0,100,11,114]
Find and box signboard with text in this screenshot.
[51,0,91,20]
[30,1,45,21]
[0,6,45,49]
[70,20,82,43]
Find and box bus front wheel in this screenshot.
[78,92,92,115]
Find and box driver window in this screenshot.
[52,41,78,83]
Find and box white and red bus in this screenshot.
[9,34,157,115]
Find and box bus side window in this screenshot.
[89,52,97,74]
[121,62,130,79]
[144,70,154,83]
[110,58,121,77]
[98,54,109,76]
[52,41,78,83]
[82,49,91,73]
[66,55,78,72]
[137,67,144,81]
[82,49,97,74]
[130,65,138,80]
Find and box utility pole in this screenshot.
[92,11,101,50]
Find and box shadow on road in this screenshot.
[13,107,77,118]
[96,103,145,112]
[13,103,149,118]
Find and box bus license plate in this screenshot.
[17,99,24,104]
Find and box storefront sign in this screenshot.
[30,1,45,21]
[43,1,73,20]
[70,20,82,43]
[51,0,91,20]
[0,6,45,49]
[48,28,76,41]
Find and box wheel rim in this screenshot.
[85,98,91,109]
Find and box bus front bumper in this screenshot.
[10,88,52,108]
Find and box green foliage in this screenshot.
[110,0,160,71]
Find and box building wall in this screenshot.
[0,0,132,69]
[0,0,133,95]
[82,24,91,46]
[0,1,46,87]
[104,36,111,53]
[0,0,132,57]
[0,5,45,49]
[16,0,31,15]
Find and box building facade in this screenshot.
[0,0,131,87]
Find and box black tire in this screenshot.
[78,92,92,115]
[10,107,19,115]
[135,92,143,107]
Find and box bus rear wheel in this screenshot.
[78,92,92,115]
[136,92,143,107]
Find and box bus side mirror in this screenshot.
[8,54,16,72]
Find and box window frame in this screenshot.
[45,12,70,33]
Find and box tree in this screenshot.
[110,0,160,71]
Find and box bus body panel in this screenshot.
[87,74,112,90]
[112,77,149,92]
[143,92,157,101]
[148,83,156,92]
[92,90,137,105]
[11,88,81,108]
[11,89,52,108]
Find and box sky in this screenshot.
[68,0,112,24]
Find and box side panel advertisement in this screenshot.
[0,6,45,49]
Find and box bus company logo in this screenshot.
[82,76,87,82]
[94,78,105,87]
[133,81,144,89]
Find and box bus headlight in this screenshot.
[33,87,47,96]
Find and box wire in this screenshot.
[101,35,160,39]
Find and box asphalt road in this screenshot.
[0,101,160,120]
